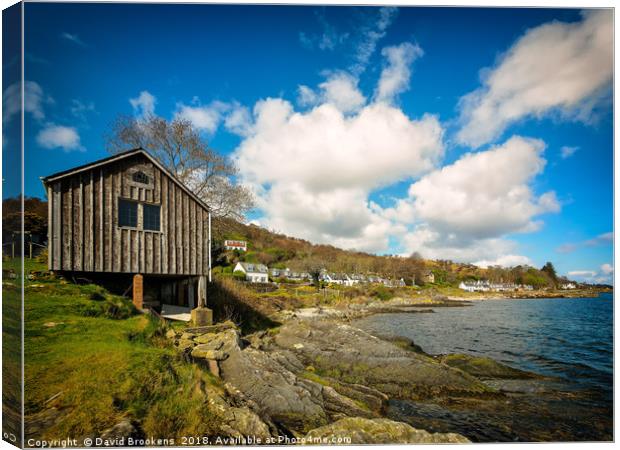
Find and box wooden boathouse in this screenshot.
[41,148,213,323]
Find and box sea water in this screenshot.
[353,293,613,441]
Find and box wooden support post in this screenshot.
[133,274,144,310]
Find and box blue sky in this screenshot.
[5,4,613,282]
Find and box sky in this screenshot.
[3,3,614,283]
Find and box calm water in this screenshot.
[354,294,613,441]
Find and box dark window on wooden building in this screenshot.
[132,171,149,184]
[143,204,161,231]
[119,198,138,227]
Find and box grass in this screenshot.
[19,259,223,440]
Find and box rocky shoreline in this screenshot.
[164,298,612,443]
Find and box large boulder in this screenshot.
[305,417,470,444]
[219,347,329,434]
[191,329,241,361]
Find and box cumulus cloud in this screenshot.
[129,90,156,118]
[473,254,533,269]
[297,72,366,113]
[560,145,579,159]
[388,136,560,239]
[3,80,47,125]
[233,96,444,253]
[224,103,253,137]
[375,42,423,103]
[456,10,613,148]
[174,100,229,134]
[36,124,83,152]
[567,263,613,285]
[399,225,525,264]
[381,136,560,264]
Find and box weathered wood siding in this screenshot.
[47,154,209,275]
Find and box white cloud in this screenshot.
[389,136,560,239]
[382,136,560,264]
[174,100,229,134]
[233,96,444,253]
[61,32,87,47]
[237,99,443,193]
[3,81,47,125]
[297,85,318,107]
[350,7,399,76]
[299,72,366,113]
[36,124,83,152]
[456,10,613,148]
[568,265,613,285]
[375,42,423,103]
[70,99,96,121]
[560,145,579,159]
[299,11,349,51]
[224,103,253,137]
[557,231,613,253]
[399,225,522,263]
[129,90,156,118]
[473,254,533,269]
[568,270,597,277]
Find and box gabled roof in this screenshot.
[237,262,268,274]
[41,148,210,212]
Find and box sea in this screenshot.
[353,293,613,442]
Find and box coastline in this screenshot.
[444,288,612,302]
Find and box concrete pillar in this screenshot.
[133,274,143,310]
[191,275,212,326]
[197,276,207,308]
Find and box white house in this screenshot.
[560,282,577,290]
[270,267,291,279]
[234,262,269,283]
[225,240,248,252]
[459,280,491,292]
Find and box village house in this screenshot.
[560,282,577,290]
[459,280,490,292]
[269,267,291,279]
[224,239,247,252]
[384,278,406,288]
[459,280,534,292]
[423,271,435,284]
[234,262,269,283]
[41,148,213,325]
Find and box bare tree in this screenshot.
[106,114,254,220]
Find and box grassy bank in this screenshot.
[20,259,221,441]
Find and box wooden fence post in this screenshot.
[133,274,143,310]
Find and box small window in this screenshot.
[143,204,161,231]
[132,171,149,184]
[118,199,138,227]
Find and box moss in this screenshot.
[439,353,538,380]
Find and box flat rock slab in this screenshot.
[305,417,470,444]
[272,319,493,400]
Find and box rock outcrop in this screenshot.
[305,417,470,444]
[271,319,494,400]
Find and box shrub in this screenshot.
[232,270,246,281]
[370,285,395,301]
